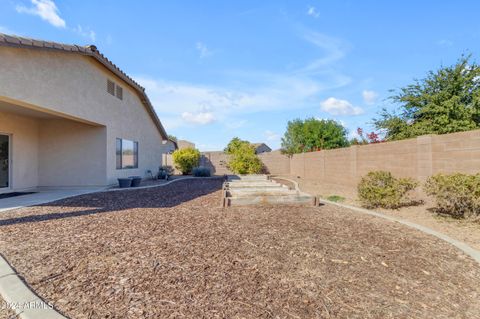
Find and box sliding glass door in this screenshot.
[0,134,9,189]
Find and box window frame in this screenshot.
[116,138,139,170]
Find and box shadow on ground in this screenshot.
[0,178,224,227]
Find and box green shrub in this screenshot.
[425,173,480,220]
[172,148,200,175]
[158,165,174,179]
[192,166,211,177]
[357,171,418,209]
[227,143,263,174]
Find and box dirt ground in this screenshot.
[282,176,480,251]
[0,179,479,319]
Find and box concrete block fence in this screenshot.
[162,129,480,196]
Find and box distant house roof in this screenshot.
[0,33,168,140]
[252,143,272,153]
[168,139,178,150]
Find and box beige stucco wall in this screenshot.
[0,112,39,190]
[177,140,195,150]
[38,119,107,187]
[0,46,168,187]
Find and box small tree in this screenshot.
[350,127,384,145]
[228,143,263,174]
[374,55,480,140]
[224,138,263,174]
[172,147,200,175]
[281,118,349,155]
[224,137,250,154]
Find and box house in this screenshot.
[0,33,170,192]
[164,139,178,154]
[252,143,272,154]
[177,140,195,150]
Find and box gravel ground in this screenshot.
[0,179,479,319]
[280,176,480,251]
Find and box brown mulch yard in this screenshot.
[0,179,479,319]
[0,296,17,319]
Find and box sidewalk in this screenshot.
[0,187,105,213]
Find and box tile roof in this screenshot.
[0,33,168,140]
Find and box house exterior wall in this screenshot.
[0,47,168,187]
[0,111,39,190]
[177,140,195,149]
[38,119,107,187]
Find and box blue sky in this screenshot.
[1,1,479,150]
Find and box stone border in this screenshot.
[0,254,67,318]
[273,176,480,265]
[104,176,225,193]
[0,176,225,319]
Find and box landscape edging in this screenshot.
[273,176,480,265]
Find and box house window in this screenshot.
[107,79,115,96]
[116,138,138,169]
[116,85,123,100]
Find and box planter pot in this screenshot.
[118,178,132,188]
[129,176,142,187]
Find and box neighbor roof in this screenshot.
[0,33,168,140]
[252,143,271,149]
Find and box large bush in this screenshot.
[172,148,200,175]
[358,171,418,209]
[281,118,349,155]
[425,173,480,220]
[374,55,480,141]
[227,143,263,174]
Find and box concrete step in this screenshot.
[228,188,294,197]
[226,193,314,206]
[223,174,316,207]
[227,182,286,188]
[228,175,268,181]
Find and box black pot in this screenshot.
[118,178,132,188]
[129,176,142,187]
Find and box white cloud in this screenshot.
[299,31,348,72]
[73,25,96,42]
[16,0,66,28]
[362,90,378,105]
[196,42,212,58]
[181,111,216,125]
[320,97,363,116]
[307,6,319,18]
[135,29,352,129]
[264,130,281,142]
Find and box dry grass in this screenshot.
[0,179,479,318]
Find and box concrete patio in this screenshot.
[0,187,105,213]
